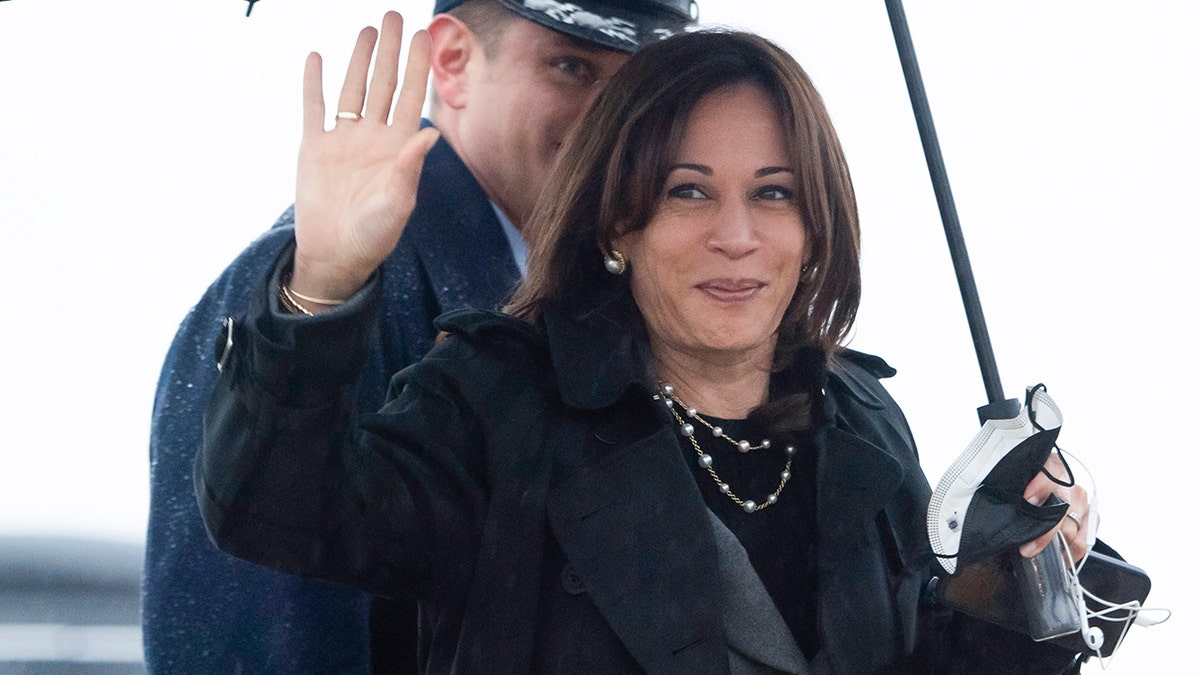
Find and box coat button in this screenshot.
[924,575,941,603]
[560,564,587,595]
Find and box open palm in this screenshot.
[291,11,440,304]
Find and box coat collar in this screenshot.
[541,301,657,410]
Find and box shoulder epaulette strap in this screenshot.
[834,348,897,379]
[826,349,897,414]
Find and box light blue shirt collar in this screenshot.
[491,203,528,277]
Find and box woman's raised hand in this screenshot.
[290,11,440,306]
[1019,451,1096,562]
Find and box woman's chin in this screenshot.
[686,331,776,362]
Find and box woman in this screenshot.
[198,13,1091,673]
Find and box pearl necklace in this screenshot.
[656,384,796,514]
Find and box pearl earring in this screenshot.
[604,250,627,275]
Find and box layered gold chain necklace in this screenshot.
[656,384,796,513]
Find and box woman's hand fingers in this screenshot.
[387,126,441,225]
[336,26,378,120]
[1018,452,1094,561]
[381,28,436,230]
[1021,450,1071,506]
[302,52,325,138]
[291,13,435,305]
[364,11,404,123]
[1017,493,1093,561]
[393,29,432,133]
[389,29,437,211]
[1058,482,1094,560]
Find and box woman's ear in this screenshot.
[800,241,815,274]
[427,14,476,110]
[602,225,639,276]
[601,223,633,259]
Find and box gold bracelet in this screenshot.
[277,270,347,315]
[286,285,346,306]
[278,282,314,316]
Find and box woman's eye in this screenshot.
[755,186,794,201]
[667,184,707,200]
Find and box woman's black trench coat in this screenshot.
[197,261,1079,674]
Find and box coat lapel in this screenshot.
[814,427,905,563]
[707,511,810,674]
[813,426,908,673]
[547,427,728,675]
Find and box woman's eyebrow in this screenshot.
[668,163,713,175]
[755,166,793,177]
[667,163,793,178]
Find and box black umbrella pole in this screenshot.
[884,0,1018,421]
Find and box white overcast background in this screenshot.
[0,0,1194,670]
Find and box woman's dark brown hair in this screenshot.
[508,29,861,364]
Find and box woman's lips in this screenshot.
[696,279,765,302]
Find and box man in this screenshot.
[142,1,698,672]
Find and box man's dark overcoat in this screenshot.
[196,265,1080,674]
[143,129,521,673]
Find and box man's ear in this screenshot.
[427,14,476,110]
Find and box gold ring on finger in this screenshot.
[336,111,362,122]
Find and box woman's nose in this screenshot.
[707,201,759,258]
